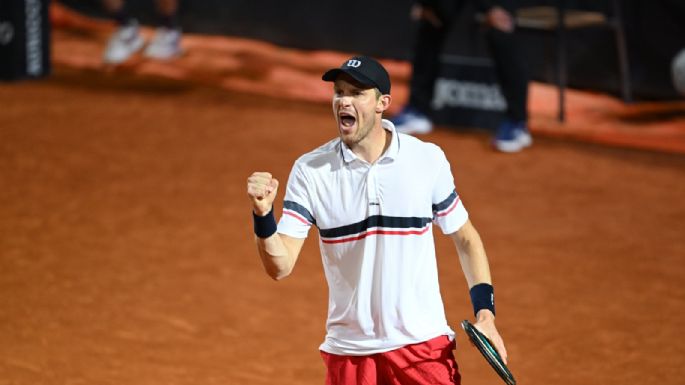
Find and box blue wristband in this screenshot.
[253,208,277,238]
[469,283,495,317]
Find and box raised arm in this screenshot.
[450,219,508,364]
[247,171,305,280]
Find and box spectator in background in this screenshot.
[102,0,182,64]
[392,0,532,153]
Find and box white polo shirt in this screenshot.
[278,119,469,356]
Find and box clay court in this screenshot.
[2,6,685,385]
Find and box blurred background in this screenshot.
[52,0,685,100]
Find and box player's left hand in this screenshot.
[473,309,509,364]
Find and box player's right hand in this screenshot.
[247,172,279,216]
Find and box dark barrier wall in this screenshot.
[0,0,51,80]
[58,0,419,57]
[61,0,685,100]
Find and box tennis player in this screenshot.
[247,56,508,385]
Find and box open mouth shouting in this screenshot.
[338,110,357,133]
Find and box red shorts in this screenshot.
[320,335,461,385]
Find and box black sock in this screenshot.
[110,7,134,26]
[158,14,179,29]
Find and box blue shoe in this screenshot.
[493,120,532,153]
[391,106,433,135]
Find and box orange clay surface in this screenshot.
[0,4,684,385]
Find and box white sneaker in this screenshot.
[492,120,533,153]
[391,106,433,135]
[143,28,182,60]
[103,22,145,64]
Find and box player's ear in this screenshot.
[376,94,391,113]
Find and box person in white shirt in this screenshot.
[247,55,508,385]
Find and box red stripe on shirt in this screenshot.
[321,225,431,244]
[283,210,312,225]
[435,196,460,217]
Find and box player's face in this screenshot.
[332,76,382,147]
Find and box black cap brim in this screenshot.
[322,68,380,91]
[321,56,391,94]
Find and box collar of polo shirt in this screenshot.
[340,119,400,164]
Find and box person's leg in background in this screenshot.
[392,0,464,135]
[102,0,144,64]
[144,0,182,60]
[102,0,131,25]
[485,1,532,152]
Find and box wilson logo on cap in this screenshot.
[322,55,391,94]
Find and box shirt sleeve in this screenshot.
[278,161,315,239]
[431,149,469,234]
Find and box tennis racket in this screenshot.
[461,320,516,385]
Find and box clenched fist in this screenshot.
[247,172,279,216]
